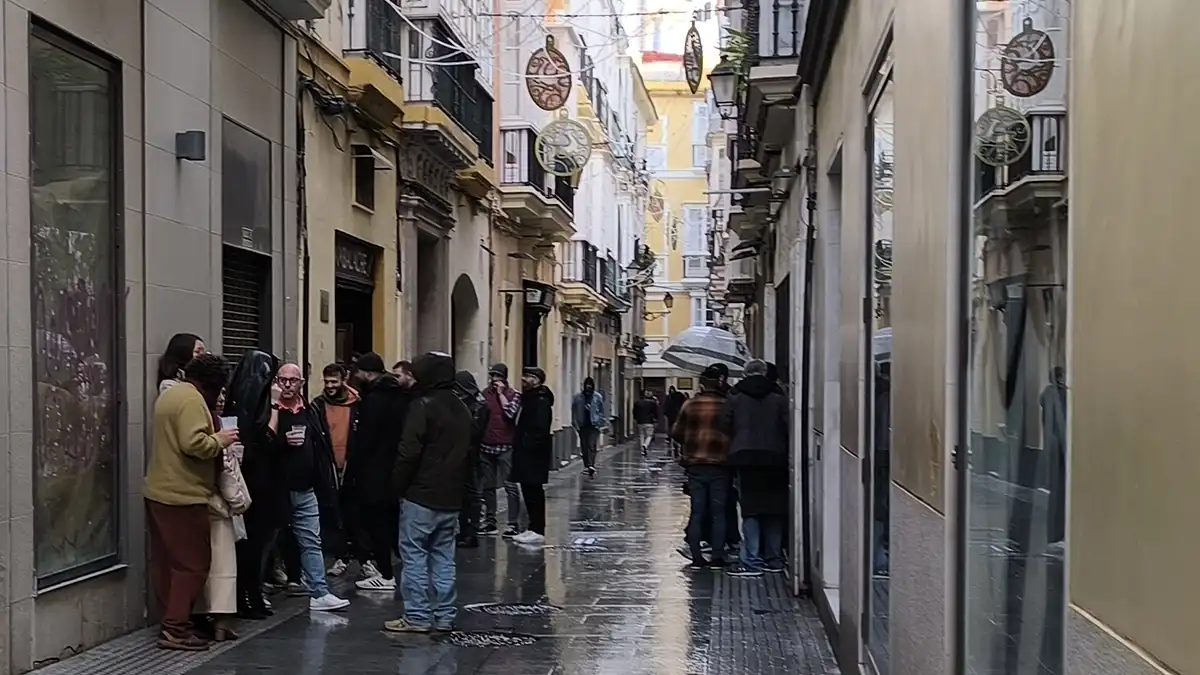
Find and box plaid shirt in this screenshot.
[670,390,730,466]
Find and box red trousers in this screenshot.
[146,500,211,636]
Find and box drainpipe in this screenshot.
[796,87,817,594]
[297,82,311,378]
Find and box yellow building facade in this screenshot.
[637,70,714,393]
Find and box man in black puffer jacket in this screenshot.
[453,370,491,549]
[385,352,474,634]
[720,359,790,578]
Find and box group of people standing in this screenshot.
[142,331,559,650]
[668,360,791,577]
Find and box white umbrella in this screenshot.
[661,326,752,375]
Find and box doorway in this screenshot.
[334,234,378,365]
[416,231,444,353]
[451,273,481,373]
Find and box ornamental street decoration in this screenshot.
[526,35,573,111]
[683,22,704,94]
[974,105,1031,167]
[535,114,593,181]
[668,215,680,250]
[1001,18,1056,98]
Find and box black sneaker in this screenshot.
[686,560,710,571]
[726,565,764,578]
[763,563,786,574]
[708,558,729,568]
[477,523,499,536]
[585,466,597,477]
[502,525,520,538]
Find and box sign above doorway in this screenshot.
[335,234,376,289]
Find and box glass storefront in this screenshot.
[964,0,1069,673]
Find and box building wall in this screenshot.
[0,0,297,670]
[1069,1,1200,672]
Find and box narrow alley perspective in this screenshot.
[35,445,838,675]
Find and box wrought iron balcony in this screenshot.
[975,113,1066,199]
[745,0,803,61]
[355,0,404,80]
[499,128,574,214]
[433,65,494,165]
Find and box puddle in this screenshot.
[463,602,563,616]
[437,631,539,647]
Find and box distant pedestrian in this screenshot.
[453,370,490,549]
[571,376,605,476]
[145,353,238,650]
[632,390,659,455]
[671,365,732,570]
[664,386,686,453]
[721,359,790,578]
[385,352,474,633]
[478,363,524,537]
[347,353,412,593]
[510,367,554,546]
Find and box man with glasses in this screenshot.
[273,363,349,611]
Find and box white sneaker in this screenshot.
[360,561,381,579]
[513,530,546,546]
[327,559,348,577]
[355,575,396,591]
[310,593,350,611]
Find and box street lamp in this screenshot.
[643,291,674,320]
[708,56,739,120]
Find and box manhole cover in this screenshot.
[464,602,562,616]
[437,631,538,647]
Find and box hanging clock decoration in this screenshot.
[683,22,704,95]
[1000,18,1056,98]
[535,113,594,182]
[974,104,1031,167]
[526,36,573,111]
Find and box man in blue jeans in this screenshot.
[383,352,474,633]
[273,363,350,611]
[720,359,790,577]
[670,365,732,570]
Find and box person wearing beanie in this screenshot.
[671,364,733,570]
[571,376,606,476]
[478,363,524,537]
[509,367,554,546]
[345,352,413,593]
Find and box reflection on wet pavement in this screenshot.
[180,445,839,675]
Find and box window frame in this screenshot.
[29,19,125,589]
[352,148,377,211]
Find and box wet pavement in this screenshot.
[38,443,839,675]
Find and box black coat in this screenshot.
[721,374,790,517]
[510,385,554,485]
[392,354,474,511]
[287,403,343,544]
[346,373,412,504]
[632,398,658,424]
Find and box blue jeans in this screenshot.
[741,514,785,571]
[685,465,730,562]
[398,500,460,627]
[289,489,330,598]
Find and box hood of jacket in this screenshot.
[454,370,480,398]
[225,349,280,427]
[525,384,555,406]
[734,374,777,399]
[412,352,456,391]
[363,372,405,393]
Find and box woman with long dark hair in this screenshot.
[157,333,205,393]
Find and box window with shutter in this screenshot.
[683,205,706,254]
[691,102,710,167]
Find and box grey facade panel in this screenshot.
[0,1,297,671]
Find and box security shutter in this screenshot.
[222,245,271,360]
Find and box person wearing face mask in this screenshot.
[571,377,605,477]
[145,353,239,651]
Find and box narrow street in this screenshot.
[37,444,837,675]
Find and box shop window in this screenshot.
[30,24,122,584]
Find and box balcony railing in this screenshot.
[746,0,803,60]
[499,128,574,213]
[405,21,494,165]
[361,0,404,79]
[561,241,599,290]
[975,113,1066,198]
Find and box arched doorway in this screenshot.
[450,273,481,374]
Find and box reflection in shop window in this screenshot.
[29,27,121,583]
[965,0,1068,673]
